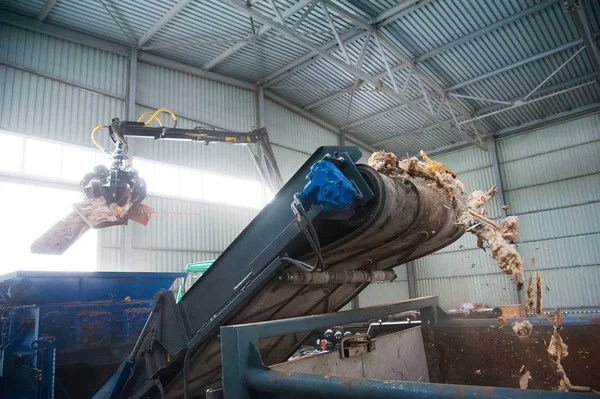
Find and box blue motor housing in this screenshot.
[295,155,367,219]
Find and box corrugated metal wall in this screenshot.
[357,265,409,307]
[0,23,127,145]
[265,99,339,181]
[496,114,600,309]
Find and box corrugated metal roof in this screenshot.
[1,0,599,153]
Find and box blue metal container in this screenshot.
[0,270,180,399]
[0,270,183,304]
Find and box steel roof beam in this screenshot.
[415,0,560,63]
[522,46,585,100]
[566,0,600,77]
[457,80,596,125]
[137,0,192,47]
[472,73,599,116]
[308,34,594,110]
[374,33,399,93]
[257,29,364,87]
[303,0,572,124]
[292,1,317,32]
[202,0,313,70]
[37,0,57,21]
[321,0,351,62]
[223,0,482,147]
[313,34,598,135]
[445,37,591,91]
[257,0,430,87]
[270,0,486,142]
[375,32,490,140]
[267,0,286,26]
[98,0,136,46]
[372,0,435,27]
[322,0,372,30]
[142,36,251,51]
[303,62,406,110]
[450,93,511,105]
[369,74,599,146]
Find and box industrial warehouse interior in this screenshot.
[0,0,598,397]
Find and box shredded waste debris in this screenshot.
[30,211,90,255]
[545,311,591,392]
[31,193,152,255]
[419,150,456,177]
[370,149,595,393]
[501,216,519,241]
[368,151,465,219]
[526,275,535,313]
[519,370,532,389]
[369,150,525,289]
[460,187,525,289]
[535,271,543,315]
[498,316,507,328]
[73,196,133,229]
[512,320,533,339]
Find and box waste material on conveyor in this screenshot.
[369,151,526,289]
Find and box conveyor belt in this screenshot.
[163,164,464,397]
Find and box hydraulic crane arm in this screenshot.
[30,109,283,254]
[82,110,283,210]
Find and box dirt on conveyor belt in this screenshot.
[163,161,466,397]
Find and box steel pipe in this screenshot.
[245,368,588,398]
[281,270,396,284]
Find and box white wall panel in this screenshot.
[0,66,125,146]
[265,99,338,155]
[136,63,255,132]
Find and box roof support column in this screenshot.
[406,261,417,299]
[127,48,137,120]
[487,136,506,219]
[339,130,346,146]
[566,0,600,77]
[256,86,265,128]
[123,47,137,268]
